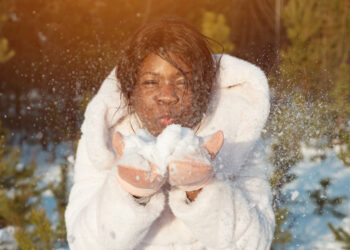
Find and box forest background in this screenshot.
[0,0,349,249]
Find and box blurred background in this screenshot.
[0,0,349,249]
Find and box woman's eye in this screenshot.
[175,79,187,86]
[143,80,158,86]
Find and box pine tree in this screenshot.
[0,3,70,249]
[0,119,72,249]
[200,11,234,54]
[13,160,72,249]
[268,0,350,248]
[309,178,347,218]
[0,121,43,229]
[15,209,56,250]
[0,120,57,250]
[0,18,15,63]
[49,162,71,248]
[275,0,350,157]
[271,207,292,247]
[330,63,350,166]
[267,93,322,248]
[328,223,350,249]
[0,1,15,63]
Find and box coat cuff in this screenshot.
[168,179,235,249]
[97,169,166,249]
[101,168,165,216]
[168,178,231,215]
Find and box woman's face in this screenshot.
[131,53,199,136]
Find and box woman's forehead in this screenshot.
[138,53,192,76]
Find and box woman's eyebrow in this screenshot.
[140,72,160,77]
[176,71,193,76]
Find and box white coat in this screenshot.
[65,54,275,250]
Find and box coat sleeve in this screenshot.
[65,69,165,250]
[168,140,275,250]
[201,54,270,178]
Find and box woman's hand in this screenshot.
[168,130,224,193]
[113,132,166,197]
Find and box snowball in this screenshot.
[117,124,208,176]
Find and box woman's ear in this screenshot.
[203,130,224,159]
[112,132,125,158]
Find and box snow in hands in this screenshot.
[116,124,211,177]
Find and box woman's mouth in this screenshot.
[160,116,174,127]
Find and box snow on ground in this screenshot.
[283,146,350,250]
[19,141,74,223]
[0,226,16,250]
[0,141,74,249]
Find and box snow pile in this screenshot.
[0,226,16,250]
[283,147,350,250]
[118,124,208,176]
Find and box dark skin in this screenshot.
[131,53,203,201]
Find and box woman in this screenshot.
[65,18,275,250]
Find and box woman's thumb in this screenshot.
[203,130,224,159]
[112,132,125,159]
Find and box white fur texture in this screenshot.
[65,54,275,250]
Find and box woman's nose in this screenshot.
[156,84,179,105]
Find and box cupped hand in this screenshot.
[113,132,166,197]
[168,130,224,191]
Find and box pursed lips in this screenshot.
[158,113,177,127]
[159,115,175,127]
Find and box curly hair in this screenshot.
[115,17,221,120]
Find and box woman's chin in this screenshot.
[147,126,163,137]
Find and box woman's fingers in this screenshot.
[118,165,164,188]
[117,162,166,197]
[168,159,213,187]
[113,132,167,196]
[114,130,223,194]
[167,131,223,190]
